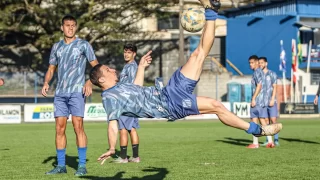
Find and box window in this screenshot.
[157,13,179,30]
[310,70,320,85]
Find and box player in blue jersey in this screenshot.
[259,57,279,147]
[112,44,141,163]
[41,15,99,176]
[90,0,282,163]
[247,55,267,148]
[314,83,320,105]
[246,55,275,148]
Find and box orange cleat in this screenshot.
[246,144,259,149]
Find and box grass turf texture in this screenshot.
[1,119,320,180]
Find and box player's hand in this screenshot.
[269,101,274,107]
[41,83,50,97]
[251,100,256,107]
[314,96,318,105]
[139,50,152,68]
[97,149,115,165]
[83,81,93,97]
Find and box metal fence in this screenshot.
[0,72,54,96]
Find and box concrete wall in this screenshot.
[196,70,231,101]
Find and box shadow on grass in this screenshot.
[42,150,121,170]
[80,167,169,180]
[42,155,89,171]
[279,137,320,144]
[0,148,9,150]
[216,137,263,146]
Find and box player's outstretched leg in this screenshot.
[180,0,220,82]
[199,0,221,12]
[196,97,282,136]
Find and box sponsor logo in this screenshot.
[0,109,19,116]
[86,105,106,117]
[182,99,192,108]
[32,106,54,119]
[0,106,21,122]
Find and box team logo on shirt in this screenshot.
[182,99,192,108]
[266,75,271,81]
[72,48,80,57]
[57,48,64,58]
[156,105,164,112]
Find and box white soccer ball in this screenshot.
[180,8,205,33]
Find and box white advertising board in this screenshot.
[0,105,21,124]
[84,103,107,121]
[233,102,251,118]
[24,104,56,122]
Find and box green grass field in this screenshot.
[1,119,320,180]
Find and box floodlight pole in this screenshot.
[179,0,185,66]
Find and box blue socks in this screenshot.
[78,147,87,166]
[57,149,66,166]
[245,122,262,135]
[56,147,87,167]
[274,133,279,141]
[205,9,218,21]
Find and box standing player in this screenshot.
[41,15,99,176]
[0,78,4,86]
[89,0,282,163]
[313,82,320,105]
[113,44,141,163]
[246,55,274,148]
[259,57,279,147]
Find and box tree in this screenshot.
[0,0,178,72]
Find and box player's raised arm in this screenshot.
[133,50,152,86]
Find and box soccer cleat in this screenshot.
[246,144,259,149]
[260,141,268,147]
[199,0,221,12]
[112,157,128,163]
[254,123,282,137]
[45,165,67,175]
[266,143,275,148]
[74,165,87,176]
[129,157,141,163]
[275,140,280,146]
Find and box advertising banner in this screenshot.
[24,104,56,122]
[280,103,318,114]
[0,105,21,124]
[233,102,251,118]
[84,103,107,121]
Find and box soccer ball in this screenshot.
[180,8,205,33]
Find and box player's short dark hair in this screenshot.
[90,64,103,88]
[248,55,259,61]
[62,15,77,25]
[123,43,137,53]
[259,57,268,62]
